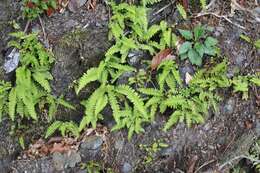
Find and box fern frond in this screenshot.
[32,71,52,93]
[56,96,75,110]
[200,0,207,9]
[116,85,147,117]
[176,4,187,19]
[138,88,163,96]
[107,87,121,123]
[142,0,162,6]
[76,67,99,94]
[164,95,186,108]
[145,96,161,107]
[94,94,108,116]
[8,88,17,121]
[163,111,182,131]
[108,62,136,72]
[45,121,62,138]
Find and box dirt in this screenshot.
[0,0,259,173]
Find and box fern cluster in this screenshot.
[107,2,174,63]
[75,1,260,140]
[0,32,74,125]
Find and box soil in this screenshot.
[0,0,259,173]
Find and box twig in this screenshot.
[194,159,216,173]
[38,16,50,48]
[218,155,260,170]
[153,0,176,16]
[23,20,31,33]
[194,12,246,30]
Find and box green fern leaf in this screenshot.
[200,0,207,9]
[32,72,52,93]
[163,111,182,131]
[116,85,147,117]
[94,94,108,115]
[107,87,121,123]
[8,88,17,121]
[177,4,187,19]
[76,67,99,94]
[45,121,62,138]
[138,88,163,96]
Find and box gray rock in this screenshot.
[179,63,195,85]
[121,162,132,173]
[115,140,124,150]
[223,98,236,115]
[80,136,103,150]
[116,72,135,85]
[52,152,65,171]
[4,48,20,73]
[235,53,246,67]
[52,151,81,171]
[127,50,145,67]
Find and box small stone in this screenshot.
[223,98,235,115]
[52,152,65,171]
[66,151,81,168]
[121,162,132,173]
[80,136,103,150]
[115,140,124,150]
[235,53,246,67]
[116,72,134,85]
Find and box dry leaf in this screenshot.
[151,48,173,70]
[185,72,193,84]
[50,143,71,153]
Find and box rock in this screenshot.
[127,50,145,67]
[234,53,246,67]
[214,26,225,37]
[79,136,103,162]
[51,27,110,120]
[80,136,103,150]
[0,120,20,173]
[52,152,64,171]
[116,72,135,85]
[52,151,81,171]
[68,0,88,13]
[223,98,236,115]
[121,162,132,173]
[115,140,124,150]
[179,63,195,85]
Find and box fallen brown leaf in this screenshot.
[151,48,173,70]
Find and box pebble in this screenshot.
[80,136,103,150]
[52,151,81,171]
[121,162,132,173]
[223,98,235,115]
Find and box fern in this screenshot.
[8,88,17,121]
[200,0,207,9]
[142,0,162,6]
[177,3,187,19]
[45,121,79,138]
[107,87,121,123]
[76,67,99,94]
[116,85,147,118]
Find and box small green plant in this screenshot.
[0,32,74,134]
[200,0,207,9]
[178,25,219,66]
[22,0,57,20]
[139,139,168,164]
[240,34,260,50]
[45,121,79,138]
[176,3,187,19]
